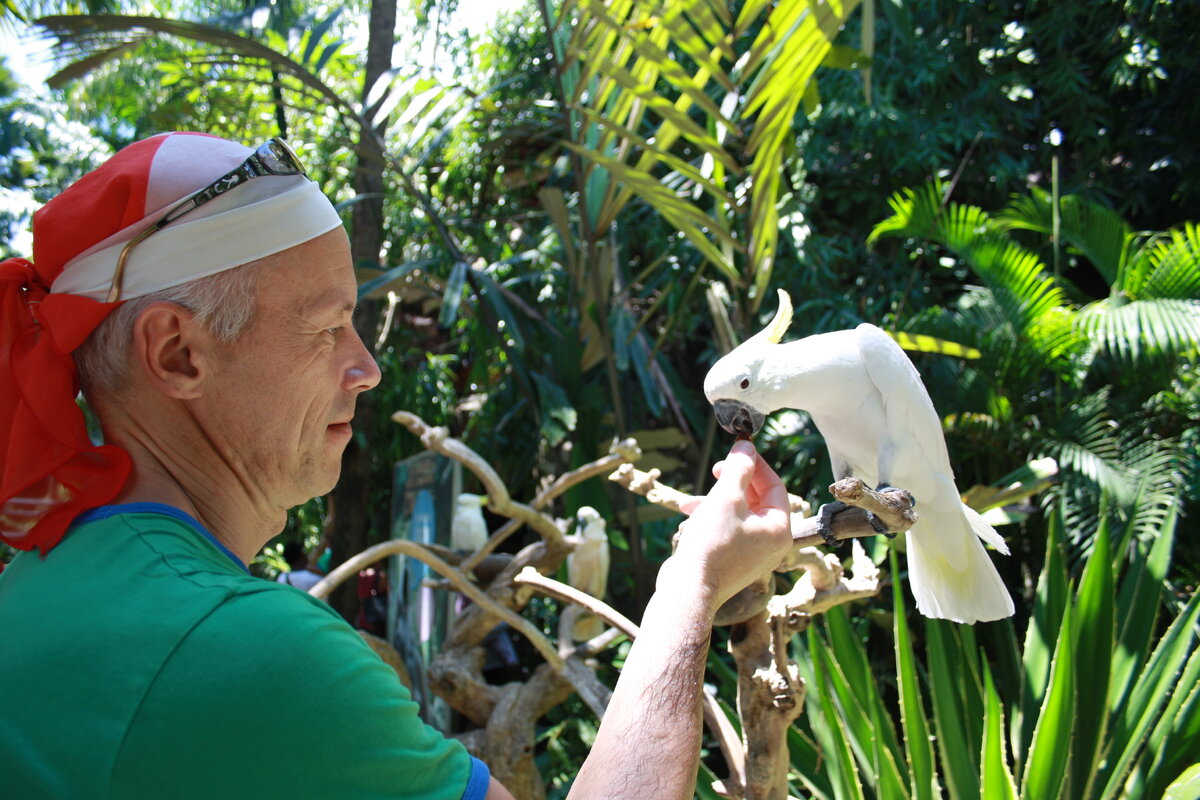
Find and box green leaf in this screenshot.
[892,550,938,800]
[888,331,982,359]
[1071,506,1115,798]
[807,627,867,800]
[1020,599,1074,800]
[1110,505,1176,718]
[438,260,469,328]
[926,620,981,800]
[821,608,909,798]
[1018,506,1069,762]
[980,663,1019,800]
[1164,764,1200,800]
[822,44,872,70]
[1098,592,1200,799]
[355,259,431,300]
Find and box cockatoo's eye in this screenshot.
[739,378,750,390]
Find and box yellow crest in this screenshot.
[751,289,793,345]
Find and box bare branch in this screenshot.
[461,438,642,573]
[309,539,564,671]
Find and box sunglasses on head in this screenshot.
[106,138,307,303]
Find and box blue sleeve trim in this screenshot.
[461,757,491,800]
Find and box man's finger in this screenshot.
[712,440,757,496]
[748,454,789,513]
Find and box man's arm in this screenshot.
[568,440,792,799]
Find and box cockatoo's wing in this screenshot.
[854,324,955,481]
[856,324,1013,622]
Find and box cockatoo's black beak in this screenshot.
[712,399,765,438]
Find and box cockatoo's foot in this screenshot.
[863,510,895,538]
[815,501,847,548]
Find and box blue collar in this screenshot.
[73,502,249,573]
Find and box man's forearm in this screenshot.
[569,561,717,799]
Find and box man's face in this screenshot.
[197,228,381,511]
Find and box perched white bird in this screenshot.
[566,506,611,641]
[703,289,1014,624]
[451,493,489,552]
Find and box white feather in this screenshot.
[451,493,489,552]
[705,302,1015,624]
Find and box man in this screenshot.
[0,132,792,799]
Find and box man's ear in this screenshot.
[130,302,211,399]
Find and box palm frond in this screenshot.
[1126,222,1200,300]
[36,14,349,113]
[1000,189,1131,286]
[1078,297,1200,362]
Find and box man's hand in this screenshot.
[671,439,793,610]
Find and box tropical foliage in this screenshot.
[1,0,1198,795]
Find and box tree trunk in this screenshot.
[329,0,396,621]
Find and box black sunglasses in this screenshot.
[106,138,307,303]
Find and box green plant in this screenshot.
[788,501,1197,800]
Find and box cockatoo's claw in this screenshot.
[864,510,896,538]
[815,501,846,548]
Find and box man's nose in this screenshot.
[345,332,382,392]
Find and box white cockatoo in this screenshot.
[451,493,489,552]
[566,506,610,641]
[703,289,1014,624]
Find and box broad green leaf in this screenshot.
[1139,222,1200,299]
[1098,592,1200,800]
[536,187,580,284]
[822,43,871,70]
[789,725,836,800]
[466,266,528,350]
[1164,764,1200,800]
[438,261,469,327]
[1071,508,1115,798]
[980,663,1019,800]
[1138,658,1200,799]
[807,627,867,800]
[39,14,349,113]
[1020,600,1074,800]
[1110,505,1176,718]
[888,331,982,359]
[822,609,909,798]
[926,620,981,800]
[355,259,431,300]
[563,144,741,282]
[892,550,937,800]
[1018,506,1069,763]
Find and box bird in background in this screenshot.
[451,493,489,553]
[566,506,611,641]
[703,289,1014,624]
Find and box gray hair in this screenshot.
[75,265,261,401]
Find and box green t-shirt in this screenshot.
[0,503,489,800]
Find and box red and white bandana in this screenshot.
[0,132,343,554]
